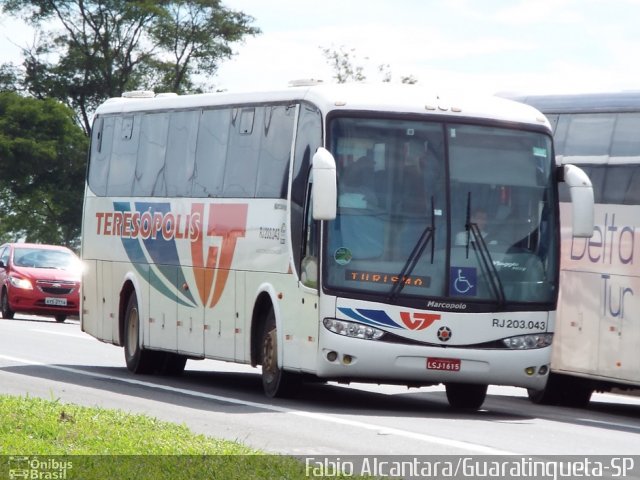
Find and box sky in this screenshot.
[1,0,640,96]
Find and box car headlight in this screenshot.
[323,318,385,340]
[503,333,553,349]
[9,276,33,290]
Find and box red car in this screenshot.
[0,243,81,323]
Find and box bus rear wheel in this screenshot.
[260,309,299,398]
[445,383,487,410]
[124,291,155,374]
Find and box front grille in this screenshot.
[36,280,77,295]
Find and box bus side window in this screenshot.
[165,110,199,197]
[108,115,141,196]
[224,107,261,197]
[256,105,296,198]
[193,108,230,198]
[134,112,169,196]
[625,166,640,204]
[88,116,114,196]
[602,165,633,204]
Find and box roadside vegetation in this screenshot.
[0,0,260,247]
[0,394,311,479]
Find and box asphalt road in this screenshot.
[1,314,639,457]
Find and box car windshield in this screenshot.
[324,116,558,307]
[13,248,79,271]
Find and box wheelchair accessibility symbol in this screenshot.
[450,267,477,296]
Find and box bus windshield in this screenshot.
[324,116,558,307]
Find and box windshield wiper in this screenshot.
[388,196,436,302]
[464,193,506,306]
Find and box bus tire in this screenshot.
[558,374,593,408]
[562,385,593,408]
[156,352,187,376]
[527,372,566,405]
[527,387,556,404]
[260,308,300,398]
[124,291,155,374]
[445,383,487,410]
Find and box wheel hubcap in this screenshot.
[127,307,138,355]
[263,328,277,382]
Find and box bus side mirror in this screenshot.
[311,147,337,220]
[562,164,594,238]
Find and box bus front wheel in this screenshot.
[124,292,155,374]
[445,383,487,410]
[260,309,299,398]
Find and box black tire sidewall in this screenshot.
[261,309,282,397]
[124,292,142,371]
[445,383,488,410]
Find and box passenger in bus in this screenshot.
[455,208,490,245]
[333,154,384,259]
[338,155,379,209]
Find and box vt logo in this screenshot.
[400,312,441,330]
[190,203,248,308]
[114,201,248,309]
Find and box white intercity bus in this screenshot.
[81,82,593,409]
[507,92,640,406]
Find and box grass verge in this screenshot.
[0,394,311,479]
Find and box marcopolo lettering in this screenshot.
[427,300,467,310]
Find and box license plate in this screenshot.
[45,297,67,306]
[427,357,461,371]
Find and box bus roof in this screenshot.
[94,83,550,129]
[505,91,640,114]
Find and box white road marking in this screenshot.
[0,353,515,455]
[30,329,91,339]
[575,418,640,433]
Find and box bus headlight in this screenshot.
[503,333,553,349]
[323,318,385,340]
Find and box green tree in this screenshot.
[1,0,260,133]
[0,63,22,92]
[320,45,367,84]
[0,92,88,247]
[321,45,418,84]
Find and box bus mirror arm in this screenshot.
[311,147,337,221]
[562,164,594,238]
